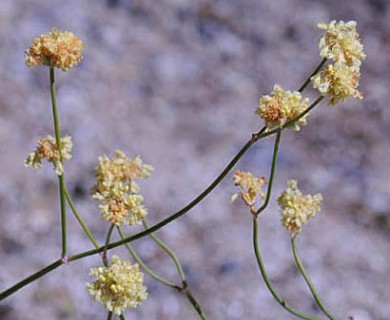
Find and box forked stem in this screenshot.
[253,218,322,320]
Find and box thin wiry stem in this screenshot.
[50,67,67,258]
[0,94,325,301]
[64,185,99,249]
[255,131,281,216]
[103,224,115,267]
[184,287,208,320]
[298,58,327,93]
[292,238,335,320]
[142,218,186,283]
[0,259,63,301]
[117,227,180,289]
[253,218,322,320]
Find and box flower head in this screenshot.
[24,135,72,175]
[311,64,362,105]
[277,180,322,238]
[25,28,84,71]
[318,20,366,67]
[86,256,147,315]
[92,150,153,226]
[232,170,266,213]
[256,85,310,131]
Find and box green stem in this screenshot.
[291,238,335,320]
[64,96,323,261]
[106,311,112,320]
[64,186,99,249]
[184,287,208,320]
[119,315,126,320]
[0,101,325,301]
[142,218,186,283]
[255,131,281,216]
[117,227,180,289]
[68,128,265,261]
[103,224,115,267]
[298,58,327,93]
[50,67,67,258]
[253,217,322,320]
[0,259,63,301]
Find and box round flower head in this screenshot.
[277,180,322,238]
[311,64,362,105]
[24,135,73,175]
[25,28,84,71]
[86,256,148,315]
[232,170,266,213]
[256,85,310,131]
[92,150,153,226]
[318,20,366,67]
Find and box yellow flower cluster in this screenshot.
[232,170,266,213]
[92,150,153,226]
[277,180,322,238]
[312,21,365,105]
[256,85,310,131]
[317,20,366,67]
[25,28,84,71]
[311,64,362,105]
[86,256,147,315]
[24,135,72,175]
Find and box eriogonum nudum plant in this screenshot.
[256,85,310,131]
[92,150,153,226]
[25,28,84,71]
[86,255,148,315]
[24,135,73,175]
[317,20,366,67]
[232,170,266,213]
[277,180,322,238]
[311,64,362,105]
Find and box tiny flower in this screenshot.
[93,150,153,198]
[256,85,310,131]
[311,63,362,105]
[25,135,73,175]
[92,150,153,226]
[86,255,148,315]
[318,20,366,67]
[277,180,322,238]
[99,192,148,226]
[232,170,266,213]
[25,28,84,71]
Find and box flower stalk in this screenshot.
[253,217,321,320]
[292,238,335,320]
[50,67,68,258]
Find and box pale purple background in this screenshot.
[0,0,389,319]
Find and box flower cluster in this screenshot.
[86,256,147,315]
[317,20,366,67]
[277,180,322,238]
[25,135,72,175]
[25,28,84,71]
[232,170,266,213]
[256,85,310,131]
[92,150,153,226]
[312,20,365,105]
[311,64,362,105]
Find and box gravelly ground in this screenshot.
[0,0,389,319]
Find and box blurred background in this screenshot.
[0,0,389,319]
